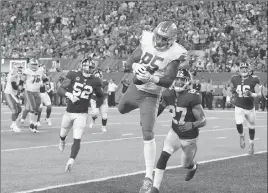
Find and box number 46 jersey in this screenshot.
[65,70,102,113]
[231,75,260,110]
[158,89,202,140]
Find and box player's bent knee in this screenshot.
[101,113,108,120]
[162,143,176,155]
[142,130,154,141]
[247,122,255,129]
[73,127,85,139]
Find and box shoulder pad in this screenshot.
[140,30,153,45]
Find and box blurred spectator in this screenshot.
[206,79,215,110]
[108,79,118,107]
[200,78,207,108]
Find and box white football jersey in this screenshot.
[24,68,45,92]
[136,31,187,95]
[4,71,20,95]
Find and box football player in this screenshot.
[89,70,109,132]
[19,59,48,132]
[150,69,206,193]
[4,64,23,132]
[117,21,188,193]
[230,62,261,155]
[57,58,105,172]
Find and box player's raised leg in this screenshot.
[181,137,198,181]
[235,106,246,149]
[41,92,52,125]
[245,109,256,155]
[59,112,73,152]
[24,91,39,132]
[139,94,160,193]
[100,98,108,132]
[152,129,180,192]
[65,113,88,172]
[89,99,99,129]
[36,103,43,126]
[5,94,22,132]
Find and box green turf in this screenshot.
[39,153,267,193]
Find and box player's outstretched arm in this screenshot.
[125,45,143,71]
[192,104,206,129]
[149,60,181,88]
[57,78,71,97]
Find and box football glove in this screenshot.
[65,92,80,103]
[136,71,151,83]
[132,63,147,75]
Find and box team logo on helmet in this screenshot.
[153,21,177,51]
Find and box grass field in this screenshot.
[1,106,267,193]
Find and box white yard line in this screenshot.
[2,126,266,152]
[13,150,267,193]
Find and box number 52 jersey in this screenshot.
[65,70,102,113]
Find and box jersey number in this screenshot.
[73,82,93,99]
[32,75,40,83]
[169,106,187,125]
[236,85,250,97]
[140,52,164,73]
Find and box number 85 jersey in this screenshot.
[231,74,260,110]
[159,89,202,140]
[66,70,102,113]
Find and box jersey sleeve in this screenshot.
[190,91,202,107]
[65,70,76,80]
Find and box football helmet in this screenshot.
[153,21,177,51]
[28,59,39,71]
[93,70,103,79]
[239,62,251,77]
[81,58,95,77]
[174,69,192,92]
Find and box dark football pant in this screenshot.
[118,83,160,140]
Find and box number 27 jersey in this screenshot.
[66,70,102,113]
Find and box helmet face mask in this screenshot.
[81,58,95,77]
[28,59,38,71]
[153,21,177,51]
[239,63,250,77]
[174,69,192,92]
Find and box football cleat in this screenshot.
[11,124,21,133]
[139,177,153,193]
[240,133,246,149]
[248,142,254,155]
[101,126,107,132]
[45,118,52,126]
[150,187,159,193]
[185,162,198,181]
[29,123,36,133]
[65,158,74,172]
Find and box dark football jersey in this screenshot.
[231,75,260,110]
[65,70,102,113]
[159,89,202,139]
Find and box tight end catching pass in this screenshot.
[150,69,206,193]
[118,21,188,193]
[57,58,105,172]
[230,62,261,155]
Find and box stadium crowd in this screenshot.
[1,0,267,73]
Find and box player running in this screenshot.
[230,62,261,155]
[150,69,206,193]
[19,59,48,133]
[89,70,109,132]
[117,21,188,193]
[57,58,105,172]
[4,64,23,132]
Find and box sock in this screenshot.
[249,128,255,141]
[29,112,34,124]
[153,151,171,190]
[60,127,71,139]
[144,138,156,180]
[11,121,16,126]
[37,110,42,122]
[60,135,67,141]
[236,124,243,135]
[11,113,18,121]
[92,116,97,121]
[46,106,52,118]
[102,118,107,126]
[153,169,165,190]
[70,139,81,159]
[22,109,29,120]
